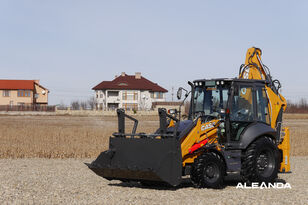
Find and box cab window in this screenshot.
[230,86,254,122]
[256,87,270,124]
[229,85,254,141]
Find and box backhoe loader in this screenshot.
[86,47,290,188]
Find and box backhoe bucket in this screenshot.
[86,137,182,186]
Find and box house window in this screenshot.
[152,92,163,99]
[134,92,138,100]
[3,90,10,97]
[122,91,138,100]
[18,90,31,97]
[158,92,163,99]
[108,91,119,97]
[128,92,134,100]
[25,90,31,97]
[123,103,138,110]
[122,91,127,100]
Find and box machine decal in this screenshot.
[243,68,250,79]
[201,122,215,131]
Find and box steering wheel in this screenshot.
[195,111,218,122]
[235,108,249,121]
[195,111,205,119]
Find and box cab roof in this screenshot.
[193,78,267,85]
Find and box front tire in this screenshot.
[241,136,279,184]
[191,152,225,189]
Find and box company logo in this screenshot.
[201,122,215,131]
[236,182,291,189]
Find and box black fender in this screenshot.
[238,122,276,149]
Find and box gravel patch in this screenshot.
[0,157,307,204]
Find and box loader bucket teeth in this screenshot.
[86,137,183,187]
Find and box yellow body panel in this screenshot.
[278,127,291,172]
[180,118,219,166]
[265,86,287,129]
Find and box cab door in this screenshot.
[228,83,256,141]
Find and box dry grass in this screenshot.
[0,115,158,158]
[283,114,308,156]
[0,114,307,158]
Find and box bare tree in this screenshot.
[71,101,80,110]
[87,96,96,110]
[57,101,67,110]
[286,98,308,113]
[80,101,87,110]
[299,98,308,109]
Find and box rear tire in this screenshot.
[241,136,279,184]
[191,152,225,189]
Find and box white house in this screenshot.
[93,72,168,110]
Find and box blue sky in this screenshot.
[0,1,307,105]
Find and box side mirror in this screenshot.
[177,88,182,100]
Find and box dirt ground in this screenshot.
[0,157,307,204]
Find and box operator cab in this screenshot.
[190,79,231,120]
[189,78,271,146]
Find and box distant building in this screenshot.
[0,79,49,106]
[93,72,168,110]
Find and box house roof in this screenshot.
[92,74,168,92]
[0,80,47,90]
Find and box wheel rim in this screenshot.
[256,149,275,177]
[203,162,220,183]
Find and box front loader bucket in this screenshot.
[86,137,182,186]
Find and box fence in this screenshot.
[0,105,56,112]
[56,106,156,112]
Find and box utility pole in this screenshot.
[171,87,174,101]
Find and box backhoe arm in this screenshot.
[239,47,290,173]
[239,47,267,80]
[239,47,287,115]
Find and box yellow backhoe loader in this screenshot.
[86,47,290,188]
